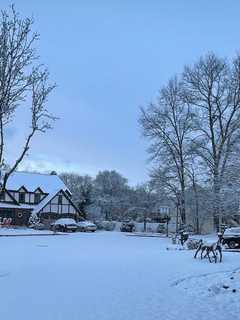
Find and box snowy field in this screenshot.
[0,231,240,320]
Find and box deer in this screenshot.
[194,239,222,263]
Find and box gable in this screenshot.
[38,190,79,215]
[34,187,44,194]
[18,186,28,192]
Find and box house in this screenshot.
[0,171,81,225]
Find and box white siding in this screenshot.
[15,192,19,202]
[62,196,69,205]
[61,204,68,213]
[5,193,14,202]
[39,192,78,215]
[42,204,50,213]
[51,204,58,212]
[69,205,76,214]
[25,193,30,202]
[52,196,58,203]
[11,192,19,202]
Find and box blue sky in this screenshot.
[2,0,240,184]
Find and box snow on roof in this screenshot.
[52,218,77,225]
[32,188,60,214]
[0,202,34,210]
[0,171,75,214]
[6,171,69,194]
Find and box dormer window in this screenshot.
[34,193,41,204]
[19,193,25,203]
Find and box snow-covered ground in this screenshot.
[0,227,55,236]
[0,231,239,320]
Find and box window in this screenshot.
[58,195,62,205]
[0,191,5,201]
[19,193,25,203]
[34,193,41,204]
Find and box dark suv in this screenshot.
[222,227,240,249]
[120,221,136,233]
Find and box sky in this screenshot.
[1,0,240,185]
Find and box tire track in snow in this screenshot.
[171,267,240,286]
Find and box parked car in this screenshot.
[120,221,136,232]
[30,222,46,230]
[222,227,240,249]
[51,218,78,232]
[77,220,97,232]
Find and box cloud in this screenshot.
[18,154,102,178]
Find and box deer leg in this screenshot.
[218,246,222,263]
[207,249,212,263]
[201,248,206,259]
[212,249,217,263]
[194,245,201,259]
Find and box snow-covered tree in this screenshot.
[94,170,129,220]
[0,6,56,189]
[60,173,94,218]
[139,77,194,224]
[183,53,240,229]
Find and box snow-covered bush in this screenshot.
[94,220,104,230]
[28,213,46,230]
[28,213,40,226]
[186,238,200,250]
[95,220,116,231]
[103,221,116,231]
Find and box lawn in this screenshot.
[0,231,239,320]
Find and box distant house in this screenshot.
[0,171,80,225]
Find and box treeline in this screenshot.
[60,170,168,222]
[139,52,240,232]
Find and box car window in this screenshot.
[225,228,240,234]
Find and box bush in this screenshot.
[28,213,40,226]
[103,221,116,231]
[186,238,200,250]
[156,223,166,233]
[95,220,116,231]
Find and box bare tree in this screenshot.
[94,170,129,220]
[60,172,94,218]
[183,53,240,229]
[139,77,194,224]
[131,183,157,231]
[0,6,56,189]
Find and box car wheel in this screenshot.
[228,240,237,249]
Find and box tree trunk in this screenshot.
[143,216,147,232]
[176,204,179,233]
[213,173,222,232]
[192,180,200,234]
[180,184,186,225]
